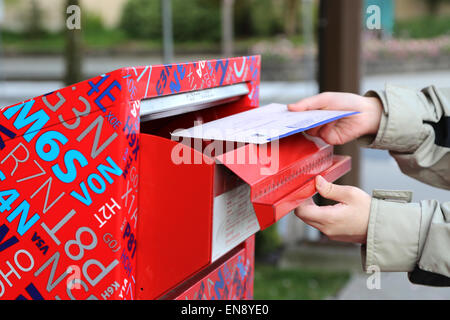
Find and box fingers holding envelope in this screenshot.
[295,175,371,244]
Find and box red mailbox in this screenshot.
[0,56,350,300]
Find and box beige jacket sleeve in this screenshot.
[359,84,450,286]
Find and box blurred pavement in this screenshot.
[0,55,213,81]
[280,243,450,300]
[337,272,450,300]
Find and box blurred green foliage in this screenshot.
[394,15,450,38]
[235,0,285,38]
[82,12,128,49]
[82,12,106,34]
[2,30,64,53]
[5,0,449,58]
[120,0,221,42]
[26,0,45,39]
[255,224,282,260]
[119,0,162,40]
[254,264,350,299]
[120,0,292,42]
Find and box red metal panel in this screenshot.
[242,235,255,300]
[215,134,330,186]
[136,133,215,300]
[172,236,255,300]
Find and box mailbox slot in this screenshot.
[140,83,249,121]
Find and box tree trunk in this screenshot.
[285,0,299,36]
[222,0,234,57]
[426,0,441,15]
[162,0,174,64]
[318,0,362,189]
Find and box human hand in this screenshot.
[288,92,383,145]
[295,175,371,244]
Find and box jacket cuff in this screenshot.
[358,85,428,152]
[362,194,422,272]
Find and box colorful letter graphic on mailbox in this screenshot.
[0,56,260,300]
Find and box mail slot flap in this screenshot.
[215,133,351,229]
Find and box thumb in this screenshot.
[315,175,355,204]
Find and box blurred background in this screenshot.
[0,0,449,299]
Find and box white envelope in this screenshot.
[171,103,359,144]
